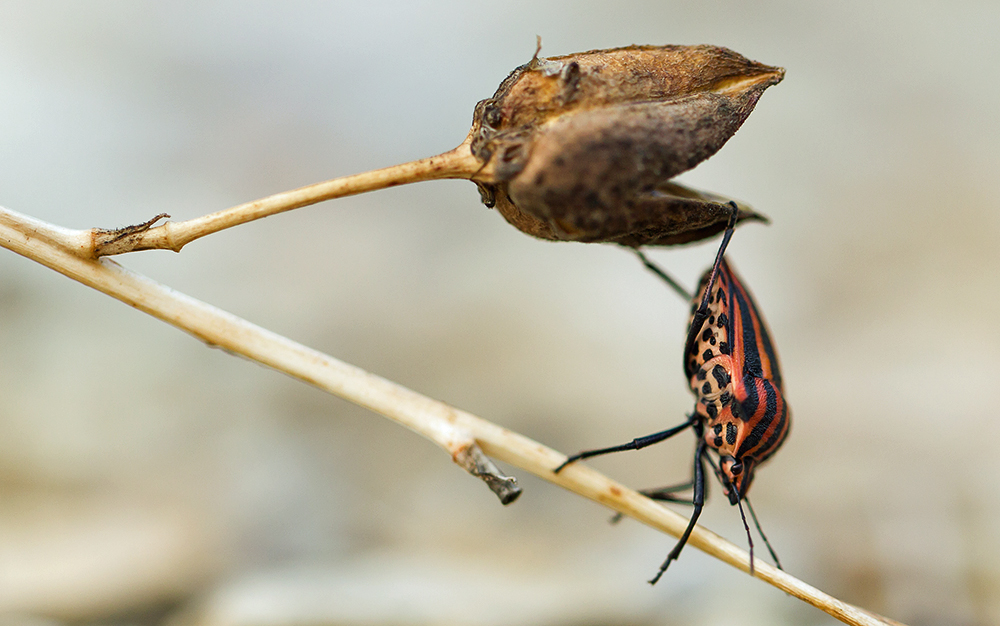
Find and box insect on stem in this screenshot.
[557,201,791,582]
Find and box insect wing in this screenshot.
[725,261,783,389]
[723,261,790,465]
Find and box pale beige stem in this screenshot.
[0,205,904,626]
[86,137,483,257]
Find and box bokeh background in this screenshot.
[1,2,998,625]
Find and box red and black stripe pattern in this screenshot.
[685,258,790,504]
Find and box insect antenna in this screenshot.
[746,496,783,570]
[634,249,692,300]
[735,495,756,576]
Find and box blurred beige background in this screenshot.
[1,2,998,625]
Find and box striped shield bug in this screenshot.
[554,202,790,584]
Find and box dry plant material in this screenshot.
[470,44,784,246]
[0,42,909,626]
[84,43,782,258]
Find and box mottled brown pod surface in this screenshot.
[469,45,784,246]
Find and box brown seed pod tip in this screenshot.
[468,43,783,247]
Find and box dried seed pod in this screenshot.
[469,44,783,246]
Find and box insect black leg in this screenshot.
[707,202,740,279]
[704,203,739,289]
[639,479,696,504]
[648,438,707,585]
[633,249,692,301]
[686,202,742,337]
[554,417,695,473]
[638,451,714,506]
[608,477,701,524]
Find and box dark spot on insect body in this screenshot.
[702,328,713,342]
[716,289,726,303]
[713,424,723,435]
[709,336,717,346]
[702,382,712,395]
[696,368,708,381]
[705,402,718,419]
[719,341,731,355]
[718,313,729,328]
[712,365,730,388]
[726,422,738,445]
[719,392,732,406]
[703,349,714,361]
[714,436,724,447]
[709,315,715,325]
[729,398,747,422]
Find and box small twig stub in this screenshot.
[453,443,522,505]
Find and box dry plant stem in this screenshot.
[88,137,483,257]
[0,205,903,626]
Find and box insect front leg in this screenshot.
[648,437,708,585]
[553,415,697,473]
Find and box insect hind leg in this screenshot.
[683,202,742,354]
[634,249,692,301]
